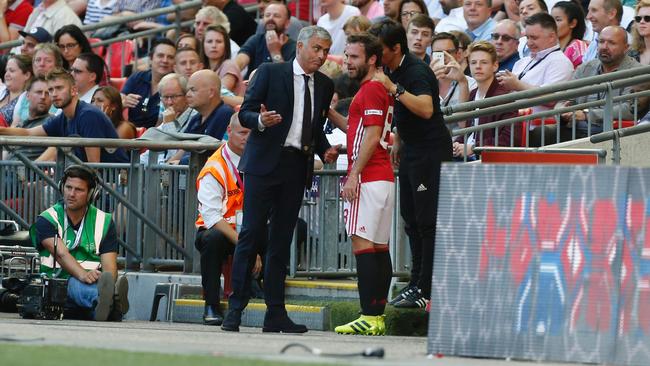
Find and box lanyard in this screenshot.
[222,146,243,190]
[518,48,560,80]
[63,212,86,251]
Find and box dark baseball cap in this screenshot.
[18,27,52,43]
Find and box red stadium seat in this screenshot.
[110,77,127,91]
[106,40,135,78]
[88,37,105,57]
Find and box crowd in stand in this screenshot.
[0,0,648,160]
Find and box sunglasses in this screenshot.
[491,33,517,42]
[635,15,650,23]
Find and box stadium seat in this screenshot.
[88,37,105,57]
[106,40,135,78]
[109,77,127,91]
[518,108,557,146]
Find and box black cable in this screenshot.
[280,342,384,358]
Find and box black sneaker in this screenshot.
[392,287,428,308]
[388,284,415,306]
[203,304,224,326]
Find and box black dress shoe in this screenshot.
[203,304,224,326]
[262,312,308,333]
[221,309,241,332]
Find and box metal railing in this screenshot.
[590,122,650,164]
[0,136,410,277]
[444,65,650,161]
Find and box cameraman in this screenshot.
[29,165,129,321]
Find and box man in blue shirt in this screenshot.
[235,3,296,79]
[122,38,176,128]
[463,0,496,41]
[0,69,128,163]
[170,70,233,164]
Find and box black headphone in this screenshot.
[58,164,101,205]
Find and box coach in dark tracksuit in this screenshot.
[221,26,339,333]
[370,20,453,308]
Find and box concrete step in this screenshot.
[173,299,330,331]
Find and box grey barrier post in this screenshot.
[603,82,614,132]
[320,164,342,272]
[126,150,143,270]
[55,149,66,201]
[142,152,161,271]
[187,151,206,274]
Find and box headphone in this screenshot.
[58,164,101,205]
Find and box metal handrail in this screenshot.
[590,122,650,143]
[451,89,650,137]
[473,146,608,158]
[442,64,650,116]
[0,136,222,151]
[444,74,650,124]
[0,0,203,50]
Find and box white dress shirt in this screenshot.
[285,59,315,149]
[512,45,574,113]
[435,7,467,33]
[197,143,241,229]
[80,85,99,104]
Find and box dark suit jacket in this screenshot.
[460,78,520,147]
[238,61,334,185]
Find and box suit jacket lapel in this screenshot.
[312,72,323,126]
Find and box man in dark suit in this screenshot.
[222,26,340,333]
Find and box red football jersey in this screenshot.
[346,80,394,183]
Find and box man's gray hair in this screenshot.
[157,73,188,94]
[297,25,332,45]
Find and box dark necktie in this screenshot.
[301,74,312,152]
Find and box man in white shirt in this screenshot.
[23,0,81,36]
[71,53,103,104]
[516,0,548,57]
[195,113,258,326]
[317,0,360,54]
[435,0,467,33]
[497,12,574,145]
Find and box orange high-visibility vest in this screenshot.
[195,145,243,229]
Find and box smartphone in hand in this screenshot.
[431,51,445,66]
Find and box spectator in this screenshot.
[382,0,401,21]
[122,38,176,128]
[351,0,384,20]
[0,69,129,163]
[450,30,472,74]
[84,0,117,25]
[24,0,82,36]
[193,6,239,59]
[453,41,519,159]
[32,43,63,77]
[255,0,306,41]
[0,0,34,43]
[407,14,435,63]
[184,69,233,140]
[176,33,200,52]
[6,76,51,160]
[490,19,521,71]
[203,0,257,46]
[343,15,372,37]
[72,53,105,104]
[430,32,475,134]
[630,0,650,64]
[236,3,296,78]
[553,1,588,68]
[584,0,624,62]
[559,26,645,137]
[12,43,62,125]
[140,73,198,164]
[175,46,204,78]
[399,0,429,30]
[202,25,244,95]
[17,27,52,58]
[0,54,31,127]
[497,13,574,145]
[92,86,137,139]
[175,46,242,108]
[317,0,361,55]
[54,24,92,70]
[463,0,496,41]
[436,0,468,33]
[517,0,548,57]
